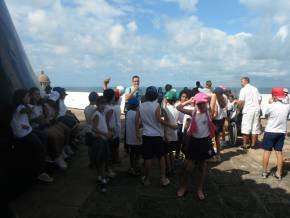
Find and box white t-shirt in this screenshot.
[84,105,97,124]
[182,105,195,133]
[201,88,213,95]
[10,105,32,138]
[104,104,115,131]
[164,104,178,141]
[113,105,121,138]
[181,107,210,138]
[239,84,261,114]
[126,110,142,145]
[91,110,108,139]
[222,94,228,118]
[213,100,223,120]
[58,99,68,117]
[29,104,44,128]
[265,102,290,133]
[175,102,184,125]
[139,101,164,137]
[29,105,43,120]
[191,108,210,138]
[119,94,126,114]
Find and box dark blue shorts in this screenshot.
[186,136,215,160]
[262,132,285,151]
[142,136,166,160]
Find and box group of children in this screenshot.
[83,80,290,200]
[83,83,229,199]
[9,80,289,200]
[10,87,80,183]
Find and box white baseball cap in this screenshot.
[116,85,125,95]
[48,91,60,102]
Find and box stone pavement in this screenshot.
[11,110,290,218]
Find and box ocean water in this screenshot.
[64,86,278,95]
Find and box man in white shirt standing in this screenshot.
[237,77,261,150]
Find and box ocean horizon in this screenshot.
[64,86,285,95]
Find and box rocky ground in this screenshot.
[11,109,290,218]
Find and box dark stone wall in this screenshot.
[0,0,38,138]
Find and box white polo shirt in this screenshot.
[239,83,261,114]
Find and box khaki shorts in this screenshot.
[241,111,261,135]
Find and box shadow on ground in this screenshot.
[77,163,290,218]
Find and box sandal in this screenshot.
[176,188,187,197]
[197,190,205,200]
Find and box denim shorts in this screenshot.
[262,132,285,151]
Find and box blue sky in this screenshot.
[6,0,290,88]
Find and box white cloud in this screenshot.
[109,24,125,48]
[77,0,125,18]
[240,0,290,25]
[177,0,198,13]
[4,0,290,87]
[276,25,289,41]
[127,21,138,32]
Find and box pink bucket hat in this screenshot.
[193,92,209,104]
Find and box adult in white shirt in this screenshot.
[237,77,261,150]
[201,80,213,95]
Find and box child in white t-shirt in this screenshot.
[126,97,142,176]
[112,89,122,163]
[174,89,190,160]
[176,92,215,200]
[262,87,290,180]
[163,91,179,176]
[11,89,53,183]
[136,86,177,187]
[84,92,98,167]
[91,96,113,192]
[103,89,118,176]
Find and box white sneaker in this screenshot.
[62,150,69,159]
[221,141,227,147]
[55,157,67,170]
[97,176,102,183]
[160,177,170,187]
[45,156,55,163]
[64,145,74,156]
[238,145,248,151]
[107,170,117,178]
[37,173,54,183]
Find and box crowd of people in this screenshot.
[8,75,290,201]
[10,87,81,183]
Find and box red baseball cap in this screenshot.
[272,87,285,100]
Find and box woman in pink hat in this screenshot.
[176,92,216,200]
